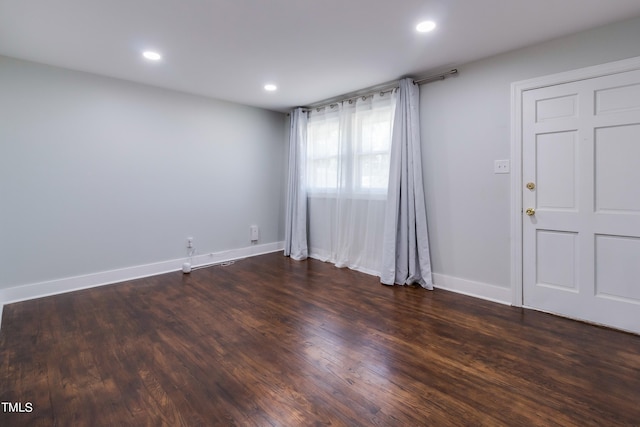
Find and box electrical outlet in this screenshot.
[250,225,259,242]
[494,159,510,174]
[187,237,193,248]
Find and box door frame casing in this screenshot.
[510,55,640,307]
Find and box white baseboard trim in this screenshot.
[192,241,284,268]
[0,241,284,308]
[432,273,512,305]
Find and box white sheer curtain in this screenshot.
[306,92,396,275]
[381,78,433,288]
[284,108,308,260]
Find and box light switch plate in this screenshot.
[494,159,510,174]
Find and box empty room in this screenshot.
[1,0,640,425]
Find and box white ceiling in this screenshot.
[2,0,640,112]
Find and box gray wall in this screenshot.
[420,16,640,290]
[3,15,640,295]
[0,56,286,289]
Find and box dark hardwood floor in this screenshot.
[1,253,639,426]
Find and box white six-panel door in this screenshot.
[522,69,640,334]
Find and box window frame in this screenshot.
[305,96,395,198]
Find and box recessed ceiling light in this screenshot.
[264,84,277,92]
[142,51,162,61]
[416,21,436,33]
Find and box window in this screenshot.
[354,106,393,191]
[306,95,395,195]
[306,114,340,190]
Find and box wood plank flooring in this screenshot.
[1,252,639,426]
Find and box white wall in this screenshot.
[0,56,286,292]
[421,16,640,301]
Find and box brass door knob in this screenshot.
[526,182,536,190]
[525,208,536,216]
